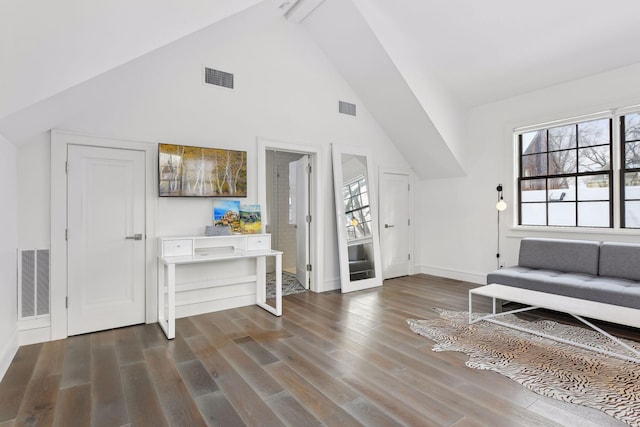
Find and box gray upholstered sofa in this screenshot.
[487,238,640,309]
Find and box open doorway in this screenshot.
[265,150,309,294]
[258,138,322,294]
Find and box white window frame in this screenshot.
[511,106,640,236]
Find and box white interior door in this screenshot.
[380,170,411,279]
[292,155,310,288]
[67,145,146,336]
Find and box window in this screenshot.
[518,118,613,227]
[622,113,640,228]
[343,176,371,240]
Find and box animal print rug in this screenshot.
[407,309,640,427]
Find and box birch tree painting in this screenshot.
[159,144,247,197]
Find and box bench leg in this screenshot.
[570,314,640,363]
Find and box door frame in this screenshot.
[257,137,324,293]
[379,167,414,278]
[51,130,157,340]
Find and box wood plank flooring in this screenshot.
[0,274,634,426]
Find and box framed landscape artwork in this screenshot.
[213,200,242,233]
[212,202,262,234]
[240,204,262,234]
[159,143,247,197]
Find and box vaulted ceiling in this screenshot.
[3,0,640,178]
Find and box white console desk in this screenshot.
[157,234,282,339]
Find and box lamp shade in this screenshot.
[496,199,507,211]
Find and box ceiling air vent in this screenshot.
[204,67,234,89]
[339,101,356,116]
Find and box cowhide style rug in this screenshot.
[407,309,640,427]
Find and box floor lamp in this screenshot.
[496,184,507,268]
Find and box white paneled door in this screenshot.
[67,145,146,336]
[380,170,411,279]
[292,155,310,289]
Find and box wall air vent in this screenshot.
[204,67,234,89]
[19,249,50,319]
[339,101,356,116]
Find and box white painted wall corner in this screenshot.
[0,330,18,382]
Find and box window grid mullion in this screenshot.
[519,119,613,228]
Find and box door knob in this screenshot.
[126,234,143,240]
[384,224,395,228]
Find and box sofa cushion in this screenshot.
[487,267,587,296]
[518,238,600,276]
[599,242,640,282]
[487,266,640,309]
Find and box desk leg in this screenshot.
[275,253,282,316]
[158,260,166,336]
[166,263,175,339]
[255,254,282,317]
[158,260,175,340]
[256,256,266,306]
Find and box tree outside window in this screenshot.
[519,118,612,227]
[343,176,372,240]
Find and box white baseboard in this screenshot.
[415,265,486,285]
[320,277,341,292]
[19,327,51,346]
[0,329,18,382]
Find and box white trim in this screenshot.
[257,137,324,293]
[616,104,640,115]
[514,110,613,133]
[18,316,50,330]
[19,327,51,346]
[379,167,415,277]
[0,329,18,382]
[51,130,158,341]
[507,225,640,240]
[416,264,485,285]
[323,276,341,292]
[513,103,640,134]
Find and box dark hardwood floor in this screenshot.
[0,275,632,426]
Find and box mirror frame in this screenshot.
[331,144,383,292]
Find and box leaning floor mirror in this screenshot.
[332,144,383,293]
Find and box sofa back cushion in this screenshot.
[518,238,600,276]
[599,242,640,281]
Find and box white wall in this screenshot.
[17,134,50,249]
[0,134,18,380]
[351,0,469,170]
[301,0,464,180]
[416,63,640,283]
[0,0,263,119]
[17,17,409,292]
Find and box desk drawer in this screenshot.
[163,239,193,257]
[247,235,270,251]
